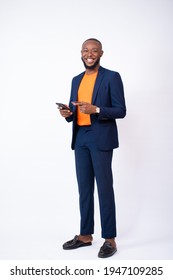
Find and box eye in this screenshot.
[92,49,98,53]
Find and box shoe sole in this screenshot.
[63,242,92,250]
[98,248,117,258]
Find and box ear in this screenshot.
[100,50,104,57]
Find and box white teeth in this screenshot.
[87,59,94,63]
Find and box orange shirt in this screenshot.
[77,71,98,126]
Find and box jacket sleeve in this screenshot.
[65,77,76,123]
[98,72,126,120]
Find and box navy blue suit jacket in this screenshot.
[66,66,126,151]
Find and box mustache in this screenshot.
[81,57,100,70]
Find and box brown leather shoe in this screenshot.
[98,241,117,258]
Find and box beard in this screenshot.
[81,57,100,70]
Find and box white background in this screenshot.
[0,0,173,260]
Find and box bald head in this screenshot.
[82,38,102,50]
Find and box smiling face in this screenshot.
[81,39,103,73]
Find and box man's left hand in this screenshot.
[76,102,97,114]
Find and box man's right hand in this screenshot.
[59,108,73,118]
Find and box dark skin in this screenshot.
[59,39,103,118]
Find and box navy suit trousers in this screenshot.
[74,126,117,239]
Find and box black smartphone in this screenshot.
[56,103,71,110]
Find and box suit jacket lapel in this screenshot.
[73,66,105,104]
[73,72,85,101]
[92,66,105,104]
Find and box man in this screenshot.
[59,38,126,258]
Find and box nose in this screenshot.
[87,50,93,56]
